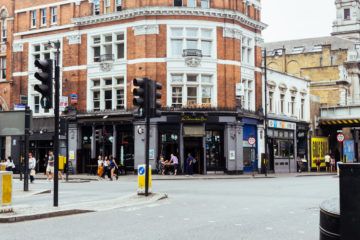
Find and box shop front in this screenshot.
[242,118,259,173]
[267,119,297,173]
[134,111,243,175]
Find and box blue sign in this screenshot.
[138,166,145,175]
[343,140,355,163]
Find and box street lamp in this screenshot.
[262,48,268,177]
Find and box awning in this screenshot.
[320,119,360,126]
[183,126,205,137]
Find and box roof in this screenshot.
[262,36,355,54]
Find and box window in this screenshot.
[104,0,111,14]
[280,94,285,114]
[30,10,36,28]
[93,0,100,15]
[290,96,295,115]
[1,20,6,43]
[34,96,40,113]
[188,0,196,7]
[91,33,125,63]
[40,8,46,26]
[273,139,294,158]
[292,46,305,54]
[241,78,254,110]
[344,8,350,20]
[174,0,182,6]
[115,0,122,11]
[50,7,57,24]
[269,91,274,112]
[300,99,305,119]
[201,0,210,8]
[170,27,213,57]
[90,76,126,111]
[241,36,253,64]
[0,57,6,80]
[170,74,214,108]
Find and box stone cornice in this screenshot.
[72,7,267,31]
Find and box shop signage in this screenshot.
[248,137,256,145]
[268,120,295,130]
[337,133,345,143]
[69,93,78,104]
[181,115,207,122]
[343,140,355,163]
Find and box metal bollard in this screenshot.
[319,198,340,240]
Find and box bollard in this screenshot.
[0,171,13,207]
[319,198,340,240]
[137,164,152,195]
[339,163,360,240]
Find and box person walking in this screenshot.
[5,156,15,172]
[316,157,321,172]
[330,154,336,172]
[97,155,104,179]
[170,153,179,175]
[185,153,194,176]
[46,151,55,181]
[29,152,36,183]
[110,157,119,180]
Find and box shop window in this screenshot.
[206,131,223,170]
[273,139,294,158]
[159,132,179,162]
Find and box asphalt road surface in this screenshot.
[0,175,338,240]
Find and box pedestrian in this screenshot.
[330,154,336,172]
[29,152,36,183]
[296,157,302,173]
[97,155,104,179]
[324,153,331,172]
[110,157,119,180]
[185,153,194,176]
[170,153,179,175]
[316,157,321,172]
[5,156,15,172]
[46,151,55,181]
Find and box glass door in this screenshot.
[205,130,224,171]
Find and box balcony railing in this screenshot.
[182,49,202,58]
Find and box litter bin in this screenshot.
[0,171,12,206]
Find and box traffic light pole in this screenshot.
[145,80,150,196]
[23,106,31,191]
[53,41,60,207]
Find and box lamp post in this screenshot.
[263,48,268,177]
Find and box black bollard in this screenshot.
[319,198,340,240]
[339,163,360,240]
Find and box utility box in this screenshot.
[339,163,360,240]
[0,171,12,206]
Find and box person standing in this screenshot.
[185,153,194,176]
[110,157,119,180]
[97,155,104,179]
[46,151,55,181]
[5,156,15,172]
[170,153,179,175]
[29,152,36,183]
[324,153,331,172]
[316,157,321,172]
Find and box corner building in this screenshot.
[8,0,266,174]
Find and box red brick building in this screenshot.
[1,0,266,174]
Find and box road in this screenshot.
[0,175,338,240]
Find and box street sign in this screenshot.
[337,133,345,143]
[137,164,152,195]
[248,137,256,145]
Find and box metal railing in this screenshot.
[182,49,202,57]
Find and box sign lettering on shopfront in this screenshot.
[181,115,208,122]
[268,120,295,130]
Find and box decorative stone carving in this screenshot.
[185,56,202,67]
[13,43,23,52]
[133,24,159,35]
[223,28,242,40]
[67,34,81,45]
[72,7,267,31]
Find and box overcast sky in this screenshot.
[262,0,336,42]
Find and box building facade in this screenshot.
[1,0,266,174]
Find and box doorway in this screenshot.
[184,137,204,174]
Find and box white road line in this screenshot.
[208,220,216,223]
[298,230,305,234]
[235,224,242,226]
[266,227,273,231]
[184,218,190,221]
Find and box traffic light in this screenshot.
[133,78,148,118]
[34,59,53,109]
[149,81,162,117]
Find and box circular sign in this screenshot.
[248,137,256,145]
[138,166,145,175]
[337,133,345,143]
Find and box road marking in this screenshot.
[208,220,216,223]
[266,227,273,231]
[289,211,295,214]
[298,230,305,234]
[158,216,164,218]
[136,213,142,216]
[235,223,242,226]
[184,218,190,221]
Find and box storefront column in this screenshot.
[112,124,117,158]
[235,121,244,174]
[179,123,184,172]
[225,123,237,172]
[91,125,96,159]
[68,123,78,173]
[257,125,265,170]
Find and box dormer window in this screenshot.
[344,8,350,20]
[93,0,100,15]
[292,46,305,54]
[174,0,182,7]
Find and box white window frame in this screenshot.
[30,10,37,28]
[174,0,183,7]
[169,27,214,58]
[188,0,196,7]
[0,57,6,81]
[1,19,6,43]
[90,32,126,63]
[40,8,47,26]
[169,73,215,108]
[241,36,254,65]
[241,78,254,111]
[115,0,122,11]
[93,0,100,15]
[104,0,111,14]
[268,91,274,113]
[201,0,210,8]
[90,76,126,111]
[50,7,57,25]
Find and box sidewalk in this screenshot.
[12,171,337,181]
